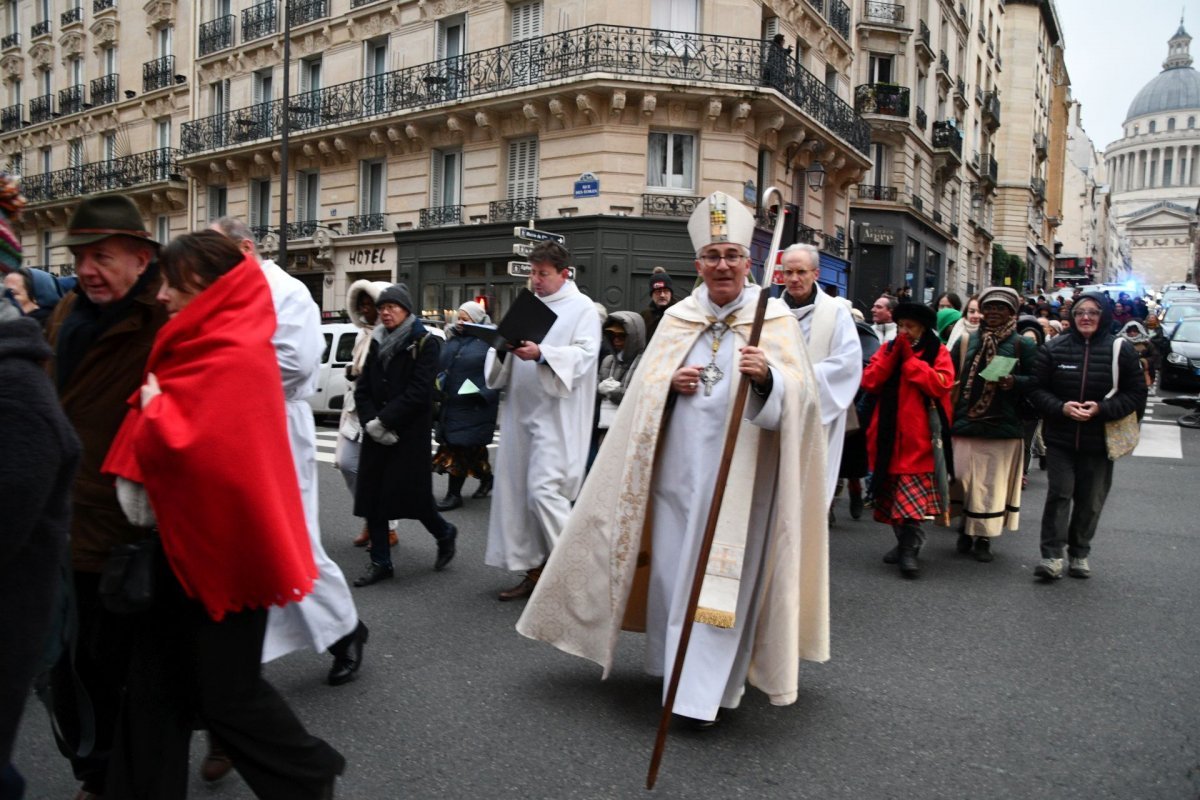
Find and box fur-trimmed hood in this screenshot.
[346,279,392,329]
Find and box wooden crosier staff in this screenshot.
[646,187,789,790]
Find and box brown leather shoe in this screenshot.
[352,524,370,547]
[389,530,398,547]
[200,733,233,783]
[497,567,542,601]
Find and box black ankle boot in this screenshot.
[434,524,457,571]
[898,548,920,577]
[436,474,466,511]
[473,474,493,499]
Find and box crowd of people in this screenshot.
[0,179,1153,798]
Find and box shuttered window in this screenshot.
[511,1,542,41]
[297,171,319,222]
[360,160,384,215]
[249,179,270,228]
[506,138,538,200]
[430,149,461,207]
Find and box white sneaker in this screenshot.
[1068,557,1090,579]
[1035,557,1064,580]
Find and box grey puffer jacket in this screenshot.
[597,311,647,404]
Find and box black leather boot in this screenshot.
[473,473,494,499]
[434,523,457,571]
[436,474,466,511]
[898,548,920,577]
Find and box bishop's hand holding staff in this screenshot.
[516,191,830,733]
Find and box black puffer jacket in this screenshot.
[1028,292,1147,456]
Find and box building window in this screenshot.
[157,24,172,57]
[156,215,169,244]
[1149,120,1156,133]
[755,148,773,216]
[364,38,388,113]
[253,68,272,104]
[1163,156,1173,187]
[102,44,116,76]
[646,131,695,191]
[506,137,539,199]
[437,13,466,61]
[868,54,893,84]
[210,79,230,115]
[1190,116,1196,129]
[1168,117,1176,131]
[296,170,319,223]
[40,146,51,174]
[249,179,271,229]
[651,0,698,33]
[360,160,385,215]
[208,186,228,220]
[511,0,542,40]
[68,138,82,167]
[42,229,51,265]
[870,142,889,188]
[431,148,462,208]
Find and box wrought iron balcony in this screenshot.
[917,20,932,56]
[862,1,904,24]
[242,0,277,42]
[938,51,950,74]
[490,197,539,223]
[827,0,850,39]
[855,83,910,117]
[1034,131,1048,160]
[29,94,53,124]
[31,20,50,38]
[286,219,320,239]
[821,235,845,257]
[346,212,385,233]
[857,184,898,201]
[982,89,1001,130]
[984,155,998,186]
[22,148,182,204]
[932,121,963,155]
[199,15,235,57]
[93,0,114,11]
[182,24,872,157]
[59,84,85,115]
[642,193,701,217]
[143,55,175,93]
[287,0,327,27]
[795,223,820,246]
[90,73,118,105]
[1,104,23,132]
[807,0,824,14]
[350,0,378,6]
[956,77,966,98]
[1030,177,1046,201]
[1,33,20,49]
[250,225,274,242]
[419,205,462,228]
[950,222,959,238]
[61,6,83,25]
[915,106,927,130]
[912,195,924,213]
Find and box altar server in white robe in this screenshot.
[212,219,365,683]
[485,241,601,601]
[778,243,862,505]
[517,192,829,725]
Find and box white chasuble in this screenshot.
[261,260,359,662]
[789,290,863,505]
[484,281,601,572]
[517,286,830,720]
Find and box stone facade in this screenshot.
[1055,99,1106,284]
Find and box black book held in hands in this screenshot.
[461,288,558,351]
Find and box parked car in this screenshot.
[1158,302,1200,339]
[1162,318,1200,391]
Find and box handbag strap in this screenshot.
[1105,339,1123,400]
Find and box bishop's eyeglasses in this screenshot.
[699,251,748,267]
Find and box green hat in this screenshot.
[58,195,158,248]
[936,307,961,338]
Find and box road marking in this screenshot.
[313,431,498,465]
[1132,422,1183,459]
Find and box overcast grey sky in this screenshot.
[1056,0,1198,153]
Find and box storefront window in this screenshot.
[923,249,942,304]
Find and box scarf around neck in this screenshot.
[964,316,1017,419]
[375,313,415,368]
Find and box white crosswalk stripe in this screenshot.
[313,429,498,465]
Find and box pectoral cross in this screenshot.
[699,361,724,396]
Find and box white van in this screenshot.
[307,321,447,419]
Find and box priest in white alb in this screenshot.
[485,241,601,601]
[778,243,862,505]
[517,192,830,726]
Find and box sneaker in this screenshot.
[973,536,994,563]
[1068,557,1090,579]
[1034,557,1064,580]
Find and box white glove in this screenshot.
[115,477,158,528]
[597,377,621,398]
[365,418,400,446]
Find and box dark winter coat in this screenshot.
[1028,292,1147,456]
[640,296,679,340]
[44,270,168,573]
[437,333,499,448]
[0,318,80,767]
[354,319,441,520]
[949,328,1038,439]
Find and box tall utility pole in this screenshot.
[279,0,291,266]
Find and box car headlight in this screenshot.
[1168,352,1188,365]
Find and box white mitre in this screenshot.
[687,191,756,253]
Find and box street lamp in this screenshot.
[805,161,826,190]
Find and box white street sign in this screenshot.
[513,227,566,244]
[507,260,533,277]
[513,243,535,257]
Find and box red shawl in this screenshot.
[102,255,316,621]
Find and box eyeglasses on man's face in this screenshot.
[698,251,747,267]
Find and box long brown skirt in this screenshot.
[952,436,1023,538]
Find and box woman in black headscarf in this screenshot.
[862,303,956,578]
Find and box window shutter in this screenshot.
[359,163,369,213]
[511,1,542,41]
[430,150,444,206]
[763,17,780,39]
[507,138,538,199]
[297,173,309,222]
[249,182,261,228]
[436,22,446,61]
[253,72,264,105]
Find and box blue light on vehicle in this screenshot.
[1125,279,1137,291]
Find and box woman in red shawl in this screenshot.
[862,302,955,578]
[102,231,344,799]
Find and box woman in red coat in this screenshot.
[862,302,955,577]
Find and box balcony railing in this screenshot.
[242,0,277,42]
[346,212,385,233]
[862,1,904,24]
[932,120,963,155]
[985,155,998,184]
[982,89,1001,129]
[0,104,23,132]
[642,193,701,217]
[61,6,83,25]
[938,51,950,73]
[93,0,114,11]
[854,83,909,117]
[287,0,327,27]
[1,33,20,49]
[490,197,539,223]
[419,205,462,228]
[143,55,175,93]
[21,148,182,203]
[1030,177,1046,200]
[956,77,966,97]
[250,225,274,242]
[31,19,50,38]
[90,73,118,105]
[917,20,932,53]
[807,0,824,13]
[821,235,845,257]
[932,209,943,224]
[857,184,898,201]
[915,106,927,130]
[827,0,850,39]
[29,94,53,124]
[1034,131,1048,158]
[286,219,320,239]
[795,222,820,245]
[199,15,235,57]
[182,24,872,157]
[912,195,924,213]
[59,84,85,115]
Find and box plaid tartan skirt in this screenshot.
[873,473,944,525]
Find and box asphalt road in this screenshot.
[13,394,1200,800]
